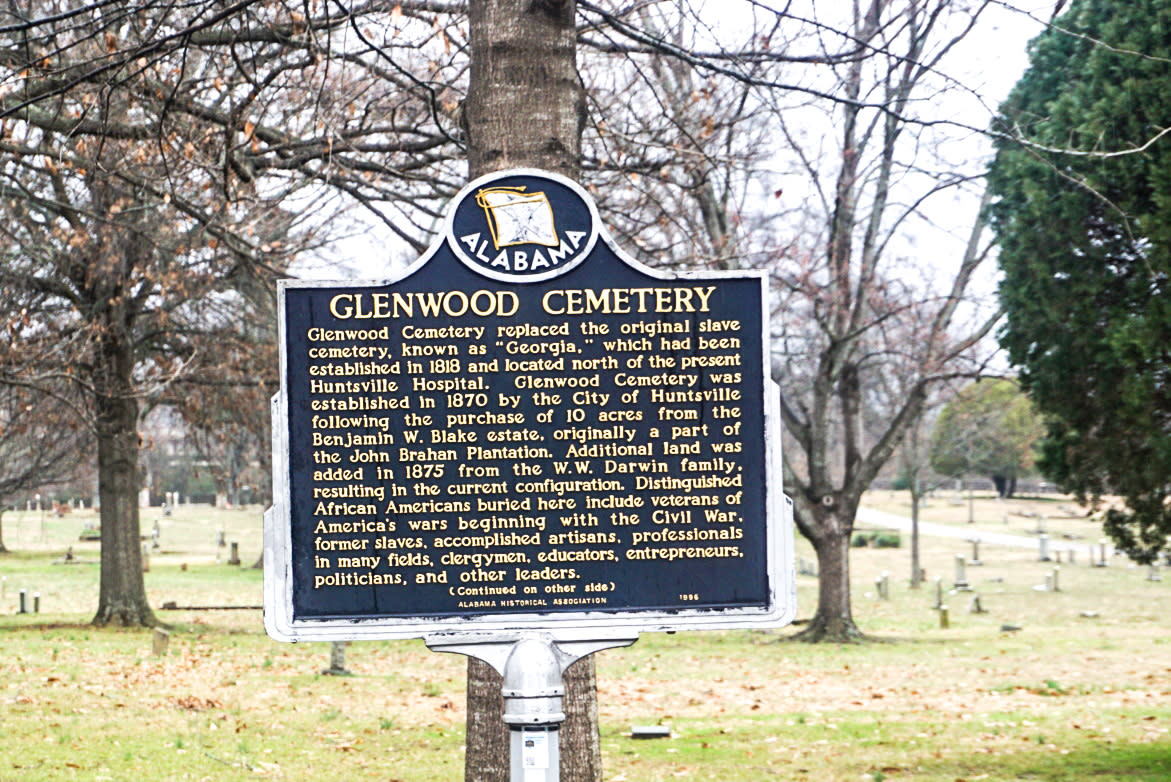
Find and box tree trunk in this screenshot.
[558,657,601,780]
[464,0,583,176]
[463,0,598,778]
[992,474,1007,498]
[465,659,508,782]
[464,656,601,782]
[794,509,864,642]
[909,478,922,590]
[92,332,156,627]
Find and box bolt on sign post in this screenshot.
[264,169,796,780]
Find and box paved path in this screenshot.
[857,506,1089,554]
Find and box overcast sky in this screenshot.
[296,0,1059,282]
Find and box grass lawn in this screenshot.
[0,494,1168,780]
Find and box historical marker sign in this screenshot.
[264,169,795,642]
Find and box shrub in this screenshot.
[850,530,902,548]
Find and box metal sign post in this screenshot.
[425,632,637,782]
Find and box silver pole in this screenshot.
[502,638,565,782]
[426,632,637,782]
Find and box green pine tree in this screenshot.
[988,0,1171,562]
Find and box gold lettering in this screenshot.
[541,286,718,316]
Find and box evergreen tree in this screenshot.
[988,0,1171,562]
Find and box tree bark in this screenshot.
[92,330,156,627]
[558,657,601,781]
[910,484,923,590]
[463,0,599,779]
[465,659,509,782]
[464,0,583,176]
[465,656,600,782]
[992,474,1016,499]
[793,505,864,642]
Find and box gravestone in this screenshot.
[953,555,971,591]
[323,641,351,675]
[631,726,671,739]
[875,571,890,601]
[153,628,170,657]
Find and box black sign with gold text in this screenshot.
[265,170,792,640]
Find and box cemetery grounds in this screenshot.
[0,493,1167,781]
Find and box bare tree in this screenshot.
[0,0,481,624]
[769,0,1003,637]
[577,0,808,272]
[0,1,346,624]
[576,1,1004,641]
[0,381,88,551]
[172,263,285,508]
[892,398,949,589]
